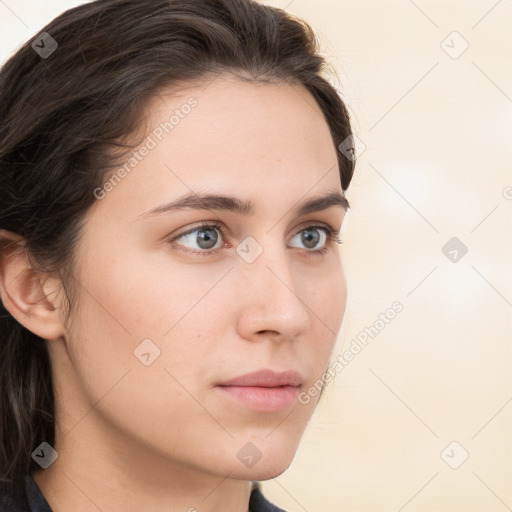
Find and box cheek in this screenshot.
[76,252,204,340]
[304,258,347,364]
[305,258,347,332]
[63,255,218,447]
[67,248,225,390]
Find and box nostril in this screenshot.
[257,330,279,336]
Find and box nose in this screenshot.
[235,242,311,343]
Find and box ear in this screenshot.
[0,229,66,341]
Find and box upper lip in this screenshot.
[217,369,303,388]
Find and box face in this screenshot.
[51,75,348,481]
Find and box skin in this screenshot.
[0,75,348,512]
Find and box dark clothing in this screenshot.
[0,474,286,511]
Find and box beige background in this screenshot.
[1,1,511,510]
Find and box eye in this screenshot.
[289,225,341,255]
[170,222,227,255]
[169,222,342,257]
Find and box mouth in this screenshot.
[216,369,303,412]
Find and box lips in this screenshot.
[216,369,303,412]
[217,369,303,388]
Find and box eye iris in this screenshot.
[302,228,320,249]
[197,228,218,249]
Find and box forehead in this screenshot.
[148,76,336,163]
[97,76,342,219]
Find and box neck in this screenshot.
[32,418,253,512]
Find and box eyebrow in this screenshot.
[137,190,349,219]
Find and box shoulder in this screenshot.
[249,481,288,512]
[3,475,284,512]
[0,476,30,512]
[0,474,52,512]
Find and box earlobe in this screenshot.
[0,229,65,341]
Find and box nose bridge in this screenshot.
[240,234,293,297]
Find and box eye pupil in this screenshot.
[302,228,320,249]
[197,228,218,249]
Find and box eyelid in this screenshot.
[170,220,224,241]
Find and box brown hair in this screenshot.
[0,0,355,495]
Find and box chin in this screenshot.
[227,447,297,481]
[249,460,292,481]
[229,463,292,482]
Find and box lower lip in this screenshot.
[216,385,300,412]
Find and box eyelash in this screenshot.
[169,221,343,257]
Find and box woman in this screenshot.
[0,0,356,510]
